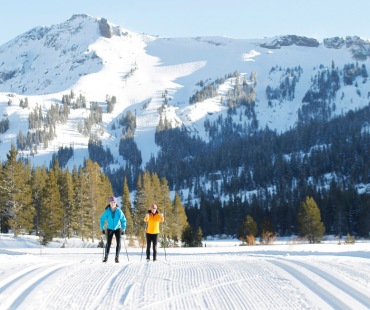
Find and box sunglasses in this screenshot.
[151,207,157,210]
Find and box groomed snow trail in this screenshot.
[1,248,370,310]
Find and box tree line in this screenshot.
[239,196,325,245]
[0,146,189,246]
[146,102,370,239]
[148,108,370,238]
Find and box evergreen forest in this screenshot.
[3,62,370,242]
[0,146,188,246]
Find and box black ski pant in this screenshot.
[105,229,121,257]
[146,233,158,260]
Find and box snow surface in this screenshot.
[1,234,370,309]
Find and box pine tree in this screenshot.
[171,192,188,245]
[59,169,74,238]
[158,177,173,242]
[122,177,134,246]
[296,196,325,243]
[132,172,175,244]
[238,215,257,245]
[181,224,203,247]
[195,227,203,247]
[52,160,71,240]
[0,145,34,236]
[133,172,154,237]
[181,224,194,247]
[30,166,48,236]
[71,165,81,236]
[40,169,62,242]
[81,159,110,242]
[73,166,91,241]
[99,172,115,205]
[0,163,6,233]
[151,173,162,204]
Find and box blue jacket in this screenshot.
[100,206,127,231]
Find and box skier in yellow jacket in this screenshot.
[144,204,164,261]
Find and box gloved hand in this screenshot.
[121,229,125,235]
[102,230,105,235]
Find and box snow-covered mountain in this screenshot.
[0,14,369,171]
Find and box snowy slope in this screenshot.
[1,235,370,309]
[0,14,370,170]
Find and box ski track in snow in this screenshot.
[270,259,370,309]
[1,251,370,310]
[0,262,74,310]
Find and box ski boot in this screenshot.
[115,256,119,263]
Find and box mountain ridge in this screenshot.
[0,14,369,176]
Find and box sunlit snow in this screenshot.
[1,235,369,309]
[1,15,369,171]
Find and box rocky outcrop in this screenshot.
[323,37,346,49]
[260,35,319,49]
[324,36,370,60]
[99,18,112,38]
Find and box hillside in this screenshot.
[0,14,369,164]
[0,14,370,237]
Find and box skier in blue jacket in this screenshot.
[100,196,127,263]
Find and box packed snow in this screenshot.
[1,234,370,309]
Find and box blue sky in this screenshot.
[1,0,370,45]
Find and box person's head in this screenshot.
[150,204,158,214]
[109,196,117,209]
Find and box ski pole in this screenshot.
[102,235,105,262]
[140,233,144,261]
[140,222,148,262]
[122,233,129,261]
[102,229,107,262]
[162,213,167,260]
[140,229,145,261]
[163,233,167,260]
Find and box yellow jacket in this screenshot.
[144,212,164,234]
